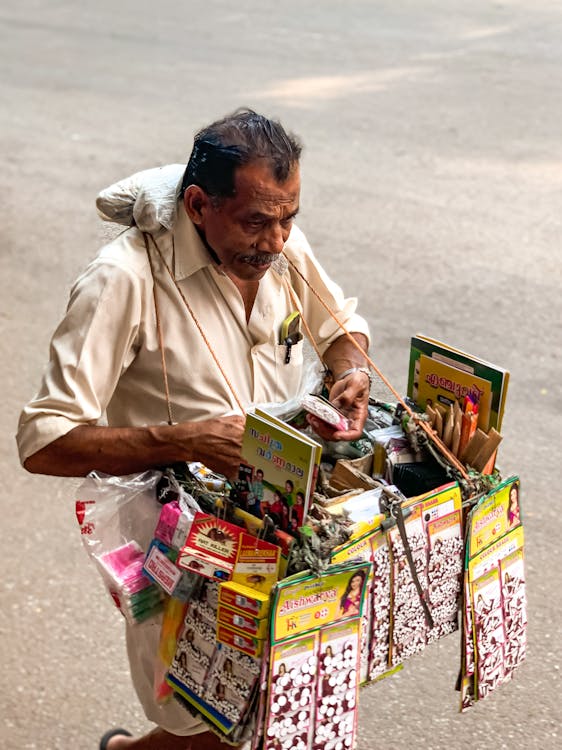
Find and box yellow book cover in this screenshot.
[242,410,321,532]
[416,354,493,431]
[407,334,509,431]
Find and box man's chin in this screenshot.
[236,261,274,280]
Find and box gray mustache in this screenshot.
[241,254,276,264]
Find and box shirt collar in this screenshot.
[172,202,217,280]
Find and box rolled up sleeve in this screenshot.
[16,259,143,463]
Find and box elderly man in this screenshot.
[17,109,370,750]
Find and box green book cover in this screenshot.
[407,334,509,432]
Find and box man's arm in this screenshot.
[309,332,371,442]
[23,417,245,480]
[323,331,369,382]
[19,246,247,481]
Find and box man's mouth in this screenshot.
[241,254,276,267]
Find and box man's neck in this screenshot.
[194,224,260,322]
[194,225,222,266]
[227,275,260,322]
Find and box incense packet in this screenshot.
[219,581,271,619]
[217,604,269,639]
[144,539,182,596]
[232,533,281,595]
[216,623,265,658]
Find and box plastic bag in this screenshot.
[249,343,325,422]
[76,470,162,557]
[96,163,184,232]
[75,470,165,623]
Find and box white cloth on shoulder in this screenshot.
[96,163,185,232]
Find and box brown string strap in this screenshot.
[143,233,174,425]
[283,253,469,480]
[143,232,246,416]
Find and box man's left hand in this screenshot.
[306,371,370,442]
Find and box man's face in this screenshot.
[185,160,300,282]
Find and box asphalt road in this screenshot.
[1,1,561,748]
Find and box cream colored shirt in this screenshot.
[17,205,369,462]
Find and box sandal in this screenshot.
[99,728,132,750]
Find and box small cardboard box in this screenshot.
[218,581,270,619]
[217,603,268,639]
[216,623,265,658]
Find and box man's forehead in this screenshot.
[232,161,300,205]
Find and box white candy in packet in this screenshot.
[301,394,350,431]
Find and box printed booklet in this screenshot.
[460,476,526,709]
[407,334,509,432]
[240,408,322,534]
[260,562,370,750]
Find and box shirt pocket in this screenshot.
[273,337,304,370]
[272,338,305,401]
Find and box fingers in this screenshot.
[305,413,365,443]
[307,373,369,442]
[208,453,243,481]
[191,416,245,480]
[329,373,370,410]
[306,414,339,441]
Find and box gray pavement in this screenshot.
[1,1,561,748]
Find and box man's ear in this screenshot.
[183,185,209,226]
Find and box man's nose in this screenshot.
[256,222,286,254]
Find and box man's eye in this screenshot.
[245,220,265,230]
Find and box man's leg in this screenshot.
[107,728,237,750]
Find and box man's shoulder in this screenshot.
[71,227,173,299]
[90,227,169,280]
[93,226,160,278]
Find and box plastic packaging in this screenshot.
[250,346,325,423]
[154,595,189,703]
[76,471,165,623]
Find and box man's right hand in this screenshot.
[176,415,246,480]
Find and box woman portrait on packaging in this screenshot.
[507,482,521,529]
[223,658,233,676]
[321,644,335,670]
[338,569,366,617]
[269,490,290,530]
[272,662,287,686]
[214,681,226,701]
